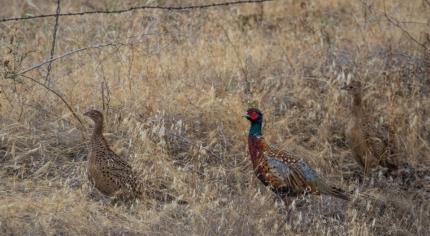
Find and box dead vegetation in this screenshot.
[0,0,429,235]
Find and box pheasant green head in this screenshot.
[244,108,263,137]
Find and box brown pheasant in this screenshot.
[341,81,400,174]
[84,109,185,203]
[245,108,350,205]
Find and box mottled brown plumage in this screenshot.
[245,108,350,204]
[84,110,141,201]
[342,81,400,174]
[84,109,186,203]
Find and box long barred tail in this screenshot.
[314,178,350,200]
[325,184,388,203]
[327,185,351,201]
[148,190,189,205]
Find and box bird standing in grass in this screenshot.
[341,81,401,175]
[84,109,141,202]
[84,109,186,203]
[244,108,350,205]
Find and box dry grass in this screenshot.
[0,0,429,235]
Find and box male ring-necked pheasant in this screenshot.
[84,109,185,203]
[244,108,350,205]
[341,81,401,174]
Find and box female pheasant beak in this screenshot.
[340,82,348,90]
[83,111,91,117]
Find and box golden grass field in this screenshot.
[0,0,429,235]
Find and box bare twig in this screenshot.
[396,21,428,25]
[18,74,84,126]
[45,0,61,85]
[18,43,115,75]
[219,25,251,97]
[100,72,111,118]
[101,82,106,111]
[383,0,427,50]
[10,34,165,127]
[0,0,274,23]
[17,34,157,76]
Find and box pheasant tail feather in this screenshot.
[315,179,350,200]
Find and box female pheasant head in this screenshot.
[83,109,104,124]
[341,80,364,115]
[341,80,362,96]
[244,108,263,137]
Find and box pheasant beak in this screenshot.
[242,113,250,120]
[83,111,91,117]
[340,83,348,90]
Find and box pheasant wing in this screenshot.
[102,151,139,195]
[261,141,349,200]
[264,147,318,194]
[362,121,399,167]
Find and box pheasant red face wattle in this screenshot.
[249,111,259,121]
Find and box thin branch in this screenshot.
[17,43,114,75]
[397,21,428,25]
[11,34,165,126]
[383,0,427,49]
[17,34,157,76]
[45,0,61,85]
[0,0,274,23]
[219,24,251,96]
[18,74,84,126]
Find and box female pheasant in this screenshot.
[244,108,350,204]
[341,81,400,174]
[84,109,141,201]
[84,109,186,203]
